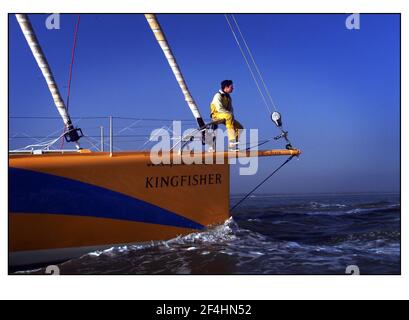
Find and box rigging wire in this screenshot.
[226,15,297,151]
[11,130,71,152]
[231,15,277,112]
[61,15,81,149]
[10,116,197,122]
[225,14,271,114]
[224,17,299,209]
[66,15,81,112]
[230,155,295,212]
[82,135,100,151]
[84,134,123,152]
[115,119,142,135]
[244,137,275,151]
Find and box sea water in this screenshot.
[18,193,400,275]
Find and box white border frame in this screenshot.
[1,0,406,300]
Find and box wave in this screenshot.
[234,200,400,218]
[309,201,347,208]
[345,205,400,215]
[14,194,400,274]
[71,218,241,260]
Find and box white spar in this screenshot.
[15,14,81,146]
[145,14,205,128]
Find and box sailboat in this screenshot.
[9,14,300,269]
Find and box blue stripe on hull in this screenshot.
[9,167,204,230]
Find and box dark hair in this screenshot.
[221,80,233,89]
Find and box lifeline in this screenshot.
[145,173,222,188]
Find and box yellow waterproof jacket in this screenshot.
[210,90,233,117]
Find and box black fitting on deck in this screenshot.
[64,125,83,143]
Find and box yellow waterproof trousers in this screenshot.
[212,112,243,142]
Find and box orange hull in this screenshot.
[9,151,230,267]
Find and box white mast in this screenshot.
[144,14,205,128]
[15,14,81,147]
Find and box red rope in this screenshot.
[61,15,81,149]
[66,15,81,111]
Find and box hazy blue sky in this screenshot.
[9,14,400,194]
